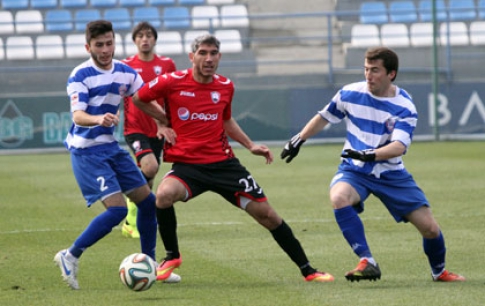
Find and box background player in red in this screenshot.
[132,34,334,283]
[121,22,176,239]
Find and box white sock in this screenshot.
[361,257,377,266]
[432,269,445,279]
[65,251,78,262]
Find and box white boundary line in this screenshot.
[4,213,477,235]
[0,217,340,235]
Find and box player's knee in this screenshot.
[141,164,158,180]
[107,206,128,223]
[156,187,186,208]
[246,201,281,228]
[128,185,152,203]
[330,193,354,209]
[330,182,359,208]
[155,177,189,208]
[422,224,441,239]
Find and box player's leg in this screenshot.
[406,206,465,282]
[116,148,158,261]
[76,193,129,253]
[126,185,157,260]
[244,198,334,282]
[329,172,380,282]
[214,159,333,282]
[55,193,128,289]
[55,151,128,289]
[122,199,140,238]
[153,175,188,281]
[375,172,465,282]
[123,157,182,283]
[123,134,160,238]
[123,152,160,236]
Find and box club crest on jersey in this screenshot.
[211,91,221,103]
[386,117,397,133]
[154,66,162,75]
[119,84,127,96]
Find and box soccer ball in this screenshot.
[119,253,157,292]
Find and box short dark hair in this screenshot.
[191,34,220,53]
[85,20,114,44]
[131,21,158,42]
[365,47,399,81]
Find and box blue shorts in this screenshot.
[330,168,429,222]
[70,143,147,206]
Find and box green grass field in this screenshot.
[1,141,484,306]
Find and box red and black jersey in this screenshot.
[122,54,176,137]
[137,68,235,164]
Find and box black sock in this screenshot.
[270,220,315,277]
[156,206,180,260]
[300,264,317,277]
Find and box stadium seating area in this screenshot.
[356,0,482,24]
[338,0,485,50]
[0,0,249,60]
[336,0,485,74]
[347,20,485,48]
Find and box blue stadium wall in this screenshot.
[1,81,485,151]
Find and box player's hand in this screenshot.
[250,144,273,164]
[341,149,376,161]
[157,126,177,144]
[99,113,119,127]
[280,134,305,163]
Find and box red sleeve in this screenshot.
[138,75,167,103]
[168,59,176,72]
[223,83,234,120]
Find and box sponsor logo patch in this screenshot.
[178,107,190,121]
[149,78,158,88]
[70,93,79,106]
[180,91,195,97]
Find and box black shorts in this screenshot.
[125,133,163,165]
[168,158,267,208]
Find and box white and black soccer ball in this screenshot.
[119,253,157,292]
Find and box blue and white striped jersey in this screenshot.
[319,81,417,177]
[64,58,143,152]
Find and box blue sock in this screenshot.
[69,206,127,258]
[334,206,372,258]
[136,193,157,261]
[423,231,446,275]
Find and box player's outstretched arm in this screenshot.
[280,134,305,163]
[249,144,273,164]
[281,114,329,163]
[224,118,273,164]
[132,93,168,124]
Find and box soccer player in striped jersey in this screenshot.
[121,22,177,240]
[132,34,334,283]
[281,47,465,283]
[54,20,159,290]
